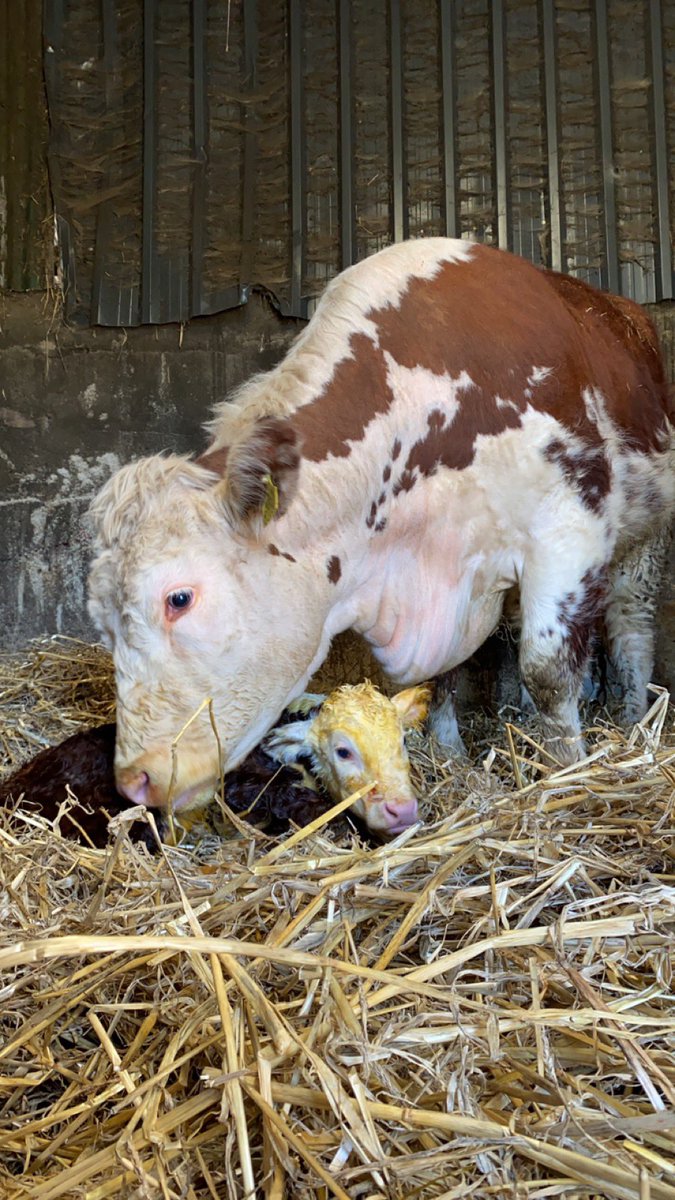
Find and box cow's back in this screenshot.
[208,240,672,479]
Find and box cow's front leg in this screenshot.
[427,670,466,755]
[518,563,607,766]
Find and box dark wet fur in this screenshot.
[0,723,331,849]
[216,745,332,835]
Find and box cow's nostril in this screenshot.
[117,769,151,806]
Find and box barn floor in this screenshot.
[1,638,675,1200]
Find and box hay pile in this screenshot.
[1,638,675,1199]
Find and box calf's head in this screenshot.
[266,681,431,836]
[87,418,330,814]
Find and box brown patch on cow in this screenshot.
[392,468,417,497]
[268,544,296,563]
[542,270,671,454]
[374,519,387,533]
[196,445,229,476]
[544,438,610,513]
[286,243,670,492]
[558,566,608,672]
[327,555,341,584]
[382,464,392,482]
[375,247,669,460]
[291,333,393,461]
[365,500,378,528]
[373,251,598,485]
[404,393,523,479]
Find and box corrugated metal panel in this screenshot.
[0,0,51,291]
[43,0,675,326]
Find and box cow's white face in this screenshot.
[88,433,330,812]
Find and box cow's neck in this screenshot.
[276,467,507,688]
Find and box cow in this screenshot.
[88,238,674,835]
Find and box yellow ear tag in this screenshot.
[262,474,279,525]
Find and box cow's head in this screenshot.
[88,419,331,813]
[267,681,431,836]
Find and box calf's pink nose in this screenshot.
[116,769,151,806]
[383,798,418,828]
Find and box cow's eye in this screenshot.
[166,589,194,615]
[336,746,353,761]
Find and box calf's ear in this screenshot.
[391,684,432,728]
[198,417,301,530]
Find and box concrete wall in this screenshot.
[1,290,674,704]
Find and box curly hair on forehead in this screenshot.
[88,455,220,552]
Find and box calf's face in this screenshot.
[267,682,431,836]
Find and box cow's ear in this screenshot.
[200,418,301,529]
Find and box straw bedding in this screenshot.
[1,637,674,1199]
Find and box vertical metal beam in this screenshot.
[440,0,458,239]
[491,0,510,249]
[289,0,306,315]
[92,0,117,323]
[389,0,406,243]
[240,0,258,292]
[541,0,563,271]
[141,0,158,323]
[338,0,355,268]
[593,0,619,294]
[191,0,208,316]
[647,0,673,300]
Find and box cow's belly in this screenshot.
[358,529,516,685]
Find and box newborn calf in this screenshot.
[0,680,430,846]
[267,680,431,837]
[0,724,159,849]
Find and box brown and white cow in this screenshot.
[88,239,674,831]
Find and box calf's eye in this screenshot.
[336,747,353,761]
[166,589,195,617]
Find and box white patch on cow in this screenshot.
[496,396,520,413]
[382,354,471,425]
[314,393,609,686]
[528,366,552,386]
